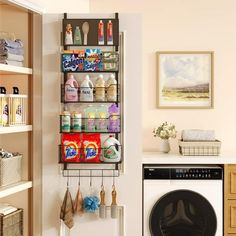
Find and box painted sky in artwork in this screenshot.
[161,54,210,89]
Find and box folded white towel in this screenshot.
[0,52,24,62]
[182,129,215,141]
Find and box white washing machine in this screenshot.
[143,165,223,236]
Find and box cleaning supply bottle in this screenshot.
[107,20,113,45]
[108,103,120,132]
[95,74,105,101]
[0,87,8,126]
[80,75,94,102]
[106,74,117,102]
[74,26,82,45]
[98,20,104,45]
[11,87,22,125]
[96,105,108,132]
[83,105,96,132]
[64,74,79,102]
[101,135,121,162]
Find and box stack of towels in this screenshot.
[0,39,24,67]
[182,129,215,141]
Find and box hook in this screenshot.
[112,170,115,190]
[90,170,92,188]
[101,170,104,190]
[78,170,80,187]
[67,170,69,189]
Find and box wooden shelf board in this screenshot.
[0,64,32,75]
[0,181,32,198]
[0,125,32,134]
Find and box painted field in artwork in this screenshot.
[162,83,210,101]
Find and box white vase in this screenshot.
[160,139,170,153]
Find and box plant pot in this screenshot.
[160,139,170,153]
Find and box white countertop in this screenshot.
[142,152,236,164]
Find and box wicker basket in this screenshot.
[179,140,221,156]
[0,155,22,186]
[0,209,23,236]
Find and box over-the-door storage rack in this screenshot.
[59,13,123,178]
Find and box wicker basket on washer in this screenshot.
[0,209,23,236]
[0,155,22,186]
[179,140,221,156]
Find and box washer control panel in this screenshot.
[143,166,223,180]
[172,168,222,179]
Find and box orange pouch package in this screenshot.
[61,133,81,162]
[81,134,101,162]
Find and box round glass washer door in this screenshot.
[149,190,217,236]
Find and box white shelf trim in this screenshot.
[142,152,236,164]
[0,181,32,198]
[0,64,32,75]
[4,0,45,14]
[0,125,32,134]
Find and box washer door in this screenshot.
[149,190,217,236]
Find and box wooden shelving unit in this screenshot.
[0,1,42,236]
[0,64,32,75]
[0,181,32,198]
[0,125,32,134]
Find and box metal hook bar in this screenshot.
[78,170,80,187]
[90,170,92,187]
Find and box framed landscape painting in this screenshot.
[157,51,214,108]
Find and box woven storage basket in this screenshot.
[0,155,22,186]
[0,209,23,236]
[179,140,221,156]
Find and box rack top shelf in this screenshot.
[0,64,32,75]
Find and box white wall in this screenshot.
[42,13,142,236]
[28,0,89,13]
[90,0,236,153]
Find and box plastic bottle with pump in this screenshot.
[0,87,8,126]
[95,74,105,101]
[106,74,117,102]
[80,75,94,102]
[101,135,121,162]
[64,74,79,102]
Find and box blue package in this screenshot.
[62,50,85,72]
[85,49,102,71]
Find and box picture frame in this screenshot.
[157,51,214,108]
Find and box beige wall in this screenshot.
[90,0,236,152]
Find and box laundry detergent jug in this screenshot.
[80,75,94,102]
[64,74,79,102]
[102,136,121,162]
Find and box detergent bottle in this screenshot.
[101,135,121,162]
[11,87,23,125]
[0,87,8,126]
[64,74,79,102]
[80,75,94,101]
[95,74,105,101]
[106,74,117,102]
